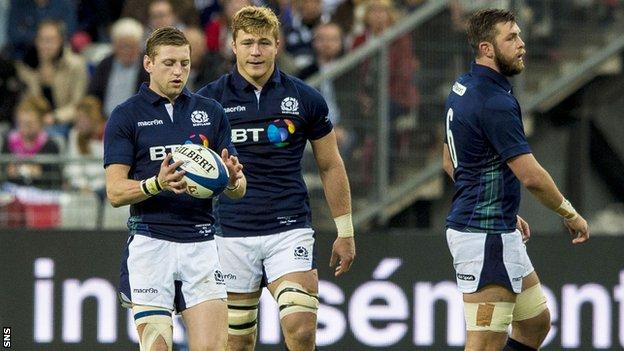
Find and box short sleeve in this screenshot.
[302,86,333,140]
[480,95,531,161]
[103,107,136,168]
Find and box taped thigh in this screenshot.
[513,283,548,321]
[273,281,319,319]
[228,297,260,335]
[464,302,514,332]
[132,305,173,351]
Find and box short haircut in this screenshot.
[231,6,280,42]
[145,26,189,59]
[17,95,52,120]
[467,8,516,55]
[111,17,144,42]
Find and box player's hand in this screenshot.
[221,148,243,187]
[516,215,530,243]
[564,214,589,244]
[158,153,187,194]
[330,237,355,277]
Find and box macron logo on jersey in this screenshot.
[224,105,246,113]
[452,82,467,96]
[137,119,164,127]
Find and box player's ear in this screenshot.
[479,41,494,59]
[231,40,237,55]
[143,55,153,74]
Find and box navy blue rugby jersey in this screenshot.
[103,83,236,243]
[197,67,333,237]
[444,63,531,233]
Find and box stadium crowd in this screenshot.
[0,0,619,227]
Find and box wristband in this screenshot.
[226,179,240,191]
[140,176,163,196]
[334,213,354,238]
[555,198,578,221]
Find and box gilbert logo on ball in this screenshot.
[172,144,229,198]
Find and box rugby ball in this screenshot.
[171,144,229,198]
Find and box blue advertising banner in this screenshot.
[0,230,622,350]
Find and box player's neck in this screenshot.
[238,65,274,90]
[475,57,501,74]
[149,83,179,104]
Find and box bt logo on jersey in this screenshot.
[231,128,264,143]
[231,119,296,146]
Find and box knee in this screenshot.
[132,305,173,351]
[228,333,256,351]
[191,332,228,351]
[283,321,316,348]
[517,308,551,336]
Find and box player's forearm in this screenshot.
[522,167,565,213]
[106,179,151,207]
[319,163,352,217]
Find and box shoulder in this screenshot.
[197,74,229,99]
[455,74,511,110]
[284,73,325,104]
[108,94,142,123]
[62,49,86,67]
[94,55,114,71]
[192,93,225,113]
[482,92,517,112]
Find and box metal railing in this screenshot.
[2,0,623,231]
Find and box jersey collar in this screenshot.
[139,82,192,105]
[231,66,282,91]
[470,62,513,93]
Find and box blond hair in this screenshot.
[231,6,280,41]
[17,95,52,122]
[364,0,399,26]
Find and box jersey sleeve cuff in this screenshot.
[500,144,531,162]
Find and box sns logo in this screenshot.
[294,246,309,260]
[191,110,211,127]
[281,97,299,115]
[214,270,225,285]
[268,119,295,147]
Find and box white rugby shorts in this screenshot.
[215,228,316,293]
[119,235,227,313]
[446,228,534,294]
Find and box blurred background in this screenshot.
[0,0,623,350]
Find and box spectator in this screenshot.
[76,0,124,43]
[64,96,105,194]
[0,55,25,133]
[353,0,420,119]
[0,95,61,189]
[282,0,325,72]
[88,18,148,117]
[299,23,353,153]
[7,0,77,59]
[184,26,222,91]
[204,0,250,56]
[122,0,199,28]
[351,0,420,181]
[16,20,88,135]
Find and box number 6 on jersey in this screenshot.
[446,108,458,169]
